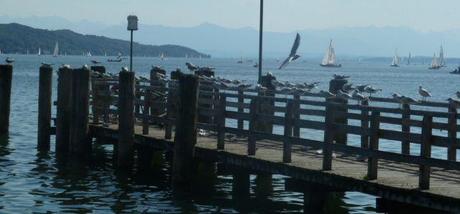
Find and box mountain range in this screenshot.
[1,16,460,58]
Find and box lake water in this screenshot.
[1,54,458,213]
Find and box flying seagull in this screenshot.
[279,33,301,69]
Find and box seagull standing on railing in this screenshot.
[448,98,460,107]
[337,90,352,100]
[363,86,382,97]
[356,84,370,93]
[279,33,301,70]
[342,83,355,93]
[352,90,368,104]
[319,90,335,98]
[418,86,432,101]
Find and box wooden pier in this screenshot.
[2,63,459,212]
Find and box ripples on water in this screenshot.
[4,55,458,213]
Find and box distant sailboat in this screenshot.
[439,45,446,67]
[38,48,41,56]
[407,52,411,65]
[160,53,165,60]
[390,49,400,67]
[237,57,243,64]
[320,40,341,68]
[53,41,59,57]
[87,51,92,57]
[429,53,441,70]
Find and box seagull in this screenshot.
[336,90,352,100]
[363,86,381,97]
[319,90,335,98]
[356,84,370,93]
[121,67,129,72]
[400,96,418,105]
[333,74,350,80]
[60,64,71,69]
[5,57,14,64]
[418,86,432,101]
[352,90,368,104]
[41,62,53,67]
[279,33,301,69]
[91,60,101,64]
[342,83,355,93]
[185,62,199,71]
[447,98,460,107]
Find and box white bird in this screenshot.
[356,84,370,92]
[400,96,418,105]
[418,86,432,101]
[255,84,267,92]
[333,74,350,80]
[185,62,199,71]
[448,98,460,107]
[352,91,368,104]
[363,86,381,97]
[279,33,301,69]
[336,90,352,100]
[60,64,71,69]
[456,91,460,99]
[319,90,335,98]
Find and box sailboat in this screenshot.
[53,42,59,57]
[407,52,411,65]
[429,53,441,70]
[320,40,341,68]
[37,48,41,56]
[160,53,165,60]
[87,51,92,57]
[237,57,243,64]
[390,50,400,67]
[439,45,446,67]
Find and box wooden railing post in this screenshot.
[322,102,335,170]
[172,73,199,186]
[237,89,244,130]
[419,115,433,190]
[142,89,151,135]
[70,67,91,156]
[164,80,176,140]
[360,100,370,149]
[56,67,73,157]
[293,93,301,137]
[248,98,258,156]
[283,101,294,163]
[367,111,380,180]
[328,78,348,145]
[118,70,136,169]
[217,94,226,150]
[37,65,53,151]
[448,102,457,161]
[0,64,13,137]
[401,103,411,155]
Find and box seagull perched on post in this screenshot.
[279,33,301,69]
[418,86,432,101]
[185,62,199,71]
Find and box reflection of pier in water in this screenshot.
[2,63,460,212]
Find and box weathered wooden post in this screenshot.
[255,74,276,133]
[142,89,151,135]
[55,66,73,156]
[195,68,216,125]
[150,66,166,122]
[248,98,258,155]
[237,89,244,130]
[293,93,301,137]
[89,66,106,124]
[165,70,180,139]
[283,101,294,163]
[0,64,13,137]
[447,102,457,161]
[118,70,136,169]
[172,73,199,186]
[401,103,411,155]
[255,173,273,197]
[328,78,348,144]
[360,99,369,149]
[70,67,91,156]
[232,169,250,199]
[217,94,226,150]
[323,101,336,170]
[419,115,433,190]
[37,65,53,151]
[367,111,380,180]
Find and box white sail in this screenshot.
[87,51,92,57]
[53,42,59,57]
[391,50,400,66]
[439,46,445,66]
[407,52,411,65]
[431,53,439,68]
[321,40,340,66]
[38,48,41,56]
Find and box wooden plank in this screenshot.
[367,111,380,180]
[283,101,294,163]
[419,115,433,190]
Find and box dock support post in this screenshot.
[367,111,380,180]
[0,64,13,137]
[293,93,300,137]
[401,103,411,155]
[248,98,258,155]
[118,70,136,169]
[232,169,250,199]
[56,67,73,157]
[37,65,53,151]
[70,67,91,156]
[328,78,348,144]
[323,102,336,170]
[419,115,432,190]
[172,73,199,187]
[360,99,369,149]
[283,101,294,163]
[217,94,226,150]
[448,102,457,161]
[254,173,272,197]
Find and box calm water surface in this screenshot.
[1,55,459,213]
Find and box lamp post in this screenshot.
[258,0,264,84]
[127,15,138,72]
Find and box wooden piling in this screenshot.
[118,70,136,169]
[367,111,380,180]
[447,102,457,161]
[37,65,53,151]
[419,115,433,190]
[70,67,91,155]
[172,73,199,186]
[232,169,250,199]
[283,101,294,163]
[293,93,301,137]
[164,79,176,139]
[0,64,13,137]
[217,94,226,150]
[237,89,244,130]
[360,99,369,149]
[142,89,151,135]
[401,103,411,155]
[55,67,73,156]
[254,173,273,197]
[323,102,336,170]
[248,98,258,156]
[328,78,348,144]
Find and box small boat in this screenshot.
[107,58,122,62]
[5,57,15,63]
[320,40,341,68]
[429,53,441,70]
[450,67,460,74]
[53,41,59,57]
[390,49,400,67]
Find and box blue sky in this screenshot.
[2,0,460,32]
